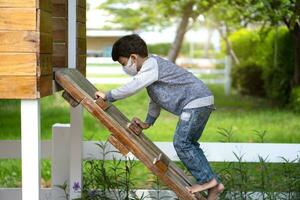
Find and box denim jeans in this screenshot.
[173,105,219,184]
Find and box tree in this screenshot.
[100,0,219,62]
[229,0,300,86]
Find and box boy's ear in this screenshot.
[130,54,138,63]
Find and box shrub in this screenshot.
[228,27,295,104]
[262,27,295,104]
[289,86,300,113]
[147,43,171,56]
[232,62,265,97]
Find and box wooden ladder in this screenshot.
[55,69,206,200]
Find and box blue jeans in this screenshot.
[173,105,219,184]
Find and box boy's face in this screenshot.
[118,54,143,71]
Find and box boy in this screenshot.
[95,34,224,199]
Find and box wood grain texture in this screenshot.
[77,38,86,55]
[77,6,86,23]
[38,10,52,33]
[0,53,36,75]
[38,0,52,12]
[53,4,67,18]
[0,8,36,31]
[54,69,206,200]
[53,18,67,42]
[77,0,86,8]
[38,54,52,76]
[77,22,86,39]
[0,75,52,99]
[0,0,36,8]
[77,55,86,76]
[0,31,52,53]
[52,0,67,4]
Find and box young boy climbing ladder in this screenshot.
[95,34,224,199]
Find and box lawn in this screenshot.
[0,84,300,189]
[1,84,299,143]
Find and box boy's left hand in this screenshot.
[131,117,150,130]
[95,91,106,100]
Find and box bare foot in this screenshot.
[207,183,224,200]
[186,178,218,193]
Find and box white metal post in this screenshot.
[21,100,41,200]
[51,124,71,200]
[68,0,84,199]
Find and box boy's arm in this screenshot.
[106,58,158,102]
[144,98,161,126]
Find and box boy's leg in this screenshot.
[173,106,218,191]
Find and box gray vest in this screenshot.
[146,56,213,116]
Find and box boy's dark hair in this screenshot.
[111,34,148,61]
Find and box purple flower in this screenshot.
[72,181,81,192]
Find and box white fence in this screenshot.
[0,124,299,200]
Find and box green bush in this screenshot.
[262,28,295,104]
[232,62,265,97]
[228,27,295,104]
[290,86,300,113]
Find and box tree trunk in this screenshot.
[218,26,240,65]
[293,25,300,86]
[167,2,194,62]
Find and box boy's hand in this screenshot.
[95,91,106,100]
[131,117,150,130]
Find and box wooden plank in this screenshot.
[0,76,37,99]
[77,0,86,8]
[77,22,86,39]
[108,134,129,156]
[0,8,36,31]
[0,31,52,53]
[0,53,36,75]
[0,31,38,52]
[53,55,67,68]
[0,0,36,8]
[38,10,52,33]
[77,38,86,55]
[38,74,53,97]
[37,74,53,98]
[77,55,86,76]
[38,0,52,12]
[38,54,52,76]
[53,18,67,42]
[52,0,67,4]
[40,32,53,53]
[0,53,52,76]
[53,4,67,18]
[53,43,66,56]
[76,6,86,23]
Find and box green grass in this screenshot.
[1,84,300,143]
[1,84,300,188]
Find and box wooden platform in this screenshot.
[55,68,206,200]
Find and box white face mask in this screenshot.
[122,57,138,76]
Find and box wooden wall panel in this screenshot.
[38,10,53,33]
[0,0,36,8]
[76,0,86,76]
[0,76,37,99]
[0,53,36,75]
[0,0,53,99]
[0,8,36,31]
[53,18,67,42]
[0,31,39,52]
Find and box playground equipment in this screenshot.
[55,68,206,200]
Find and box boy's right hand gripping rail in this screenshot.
[55,68,207,200]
